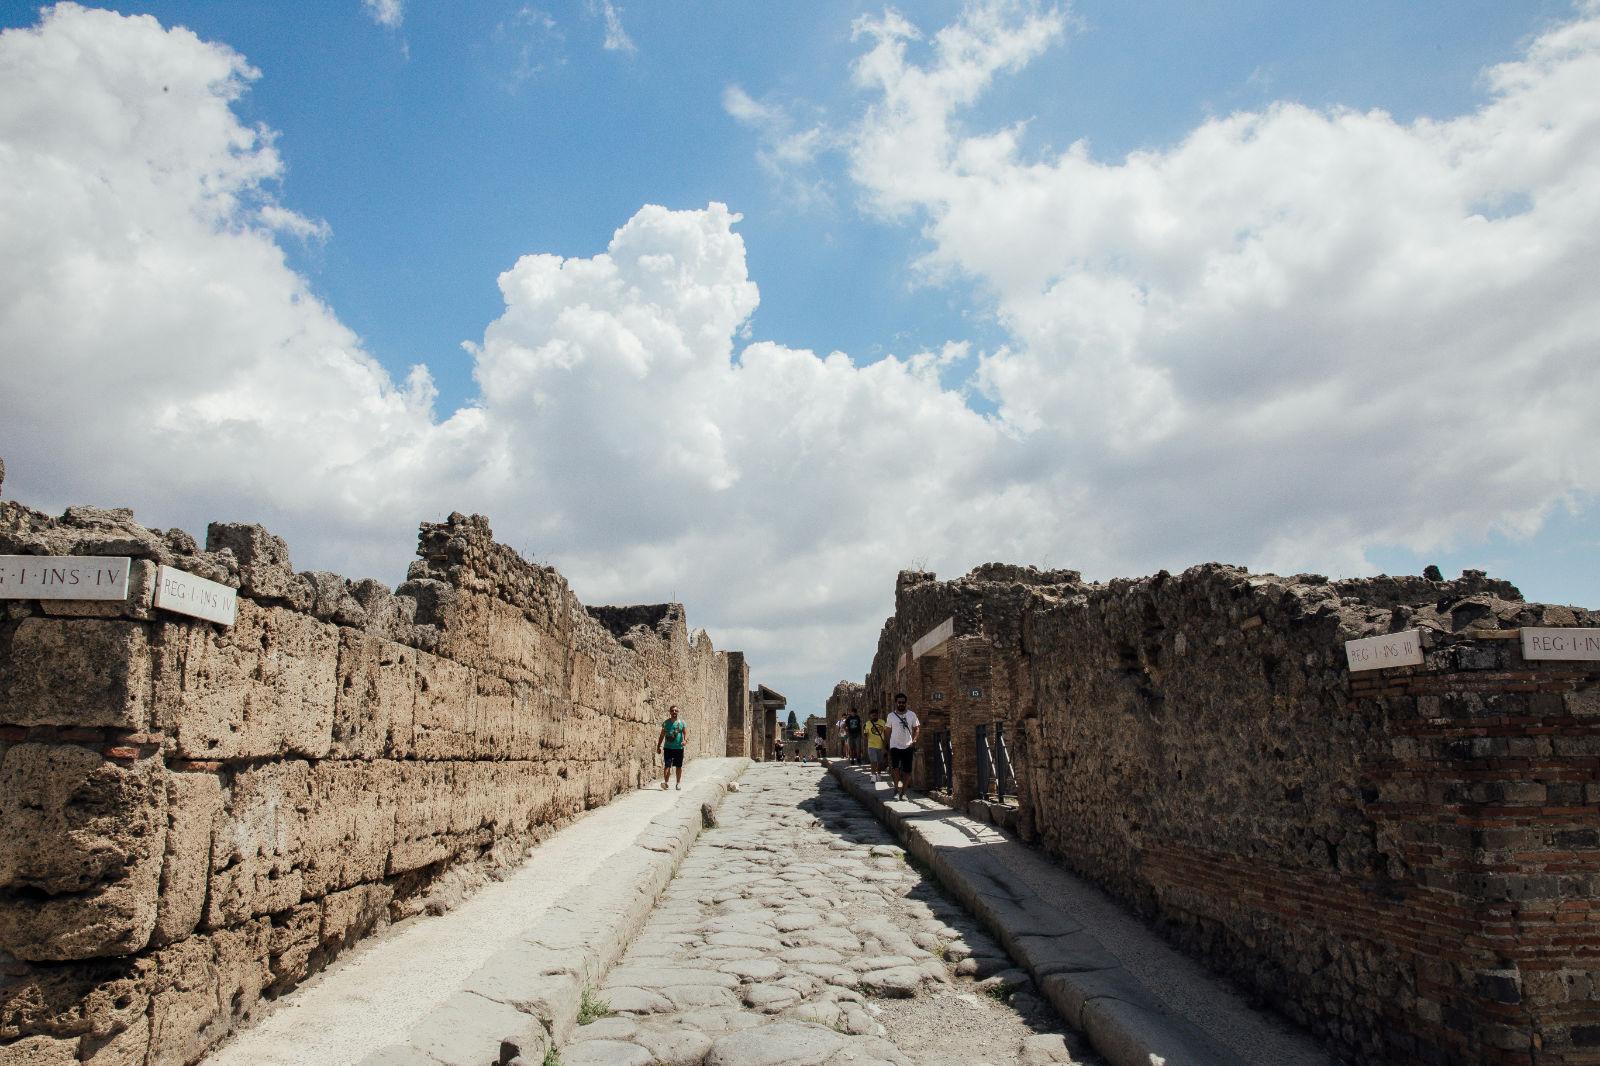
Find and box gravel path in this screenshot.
[557,762,1101,1066]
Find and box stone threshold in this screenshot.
[827,761,1334,1066]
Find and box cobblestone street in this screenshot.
[558,762,1099,1066]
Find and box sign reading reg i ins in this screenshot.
[1344,630,1424,672]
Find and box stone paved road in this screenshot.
[556,762,1101,1066]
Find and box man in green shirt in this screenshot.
[657,704,687,790]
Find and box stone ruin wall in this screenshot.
[0,493,737,1066]
[824,682,865,757]
[862,563,1600,1066]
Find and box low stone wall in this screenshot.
[862,563,1599,1065]
[0,498,738,1065]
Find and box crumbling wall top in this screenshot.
[586,603,688,644]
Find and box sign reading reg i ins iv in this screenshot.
[153,565,238,626]
[0,555,130,600]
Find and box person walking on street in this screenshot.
[845,708,863,764]
[773,734,784,762]
[864,709,888,780]
[887,693,920,800]
[657,705,687,790]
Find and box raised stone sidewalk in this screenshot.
[205,757,750,1066]
[828,762,1335,1066]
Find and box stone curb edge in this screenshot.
[828,761,1238,1066]
[360,758,752,1066]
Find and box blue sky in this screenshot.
[36,0,1570,411]
[1,1,1596,711]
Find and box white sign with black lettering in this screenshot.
[1520,627,1600,661]
[154,565,237,626]
[1345,630,1424,672]
[0,555,130,600]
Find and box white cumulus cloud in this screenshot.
[723,85,834,206]
[587,0,636,55]
[844,0,1600,577]
[0,4,484,575]
[362,0,403,29]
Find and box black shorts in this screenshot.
[663,748,684,768]
[889,746,914,772]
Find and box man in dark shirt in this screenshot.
[845,709,864,764]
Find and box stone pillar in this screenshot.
[725,652,750,758]
[947,636,993,805]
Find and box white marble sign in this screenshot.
[0,555,130,600]
[1521,627,1600,661]
[1345,630,1424,672]
[913,616,954,659]
[154,565,237,626]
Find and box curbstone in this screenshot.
[829,762,1244,1066]
[1081,996,1237,1066]
[393,759,750,1061]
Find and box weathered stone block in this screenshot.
[78,1012,150,1065]
[203,523,306,608]
[0,747,165,961]
[144,920,270,1066]
[409,652,479,760]
[299,762,399,899]
[0,1034,79,1064]
[319,882,392,954]
[151,771,222,946]
[388,762,456,874]
[0,618,152,729]
[0,957,151,1043]
[267,902,322,991]
[205,763,308,928]
[331,631,418,759]
[159,601,338,760]
[143,936,214,1066]
[302,570,367,628]
[431,592,564,688]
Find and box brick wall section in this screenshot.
[861,561,1599,1064]
[0,500,740,1065]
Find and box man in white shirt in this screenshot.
[886,692,920,801]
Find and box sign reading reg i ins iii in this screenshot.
[1344,630,1424,672]
[153,565,238,626]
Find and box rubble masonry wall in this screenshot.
[864,563,1599,1065]
[0,499,732,1066]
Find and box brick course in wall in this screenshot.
[0,497,757,1065]
[860,562,1599,1065]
